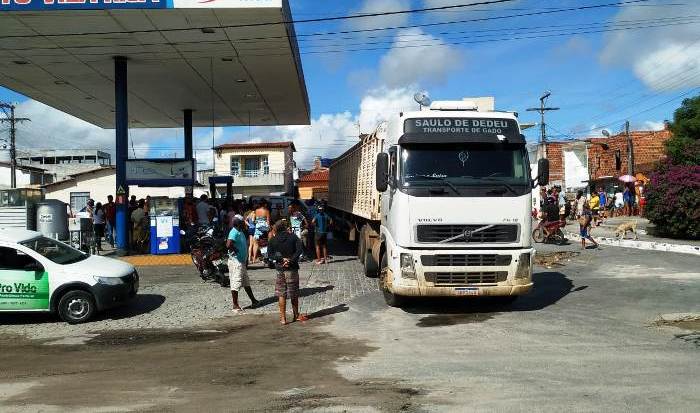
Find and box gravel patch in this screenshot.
[0,254,378,340]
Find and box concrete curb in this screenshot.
[564,231,700,256]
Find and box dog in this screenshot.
[614,220,639,240]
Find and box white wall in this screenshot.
[0,164,34,188]
[214,148,287,176]
[563,148,589,191]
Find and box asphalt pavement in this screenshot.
[0,240,698,412]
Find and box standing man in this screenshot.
[104,195,116,248]
[312,203,332,264]
[196,194,212,225]
[589,191,600,226]
[268,220,308,325]
[598,187,607,222]
[226,215,259,313]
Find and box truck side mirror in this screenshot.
[537,158,550,187]
[376,153,389,192]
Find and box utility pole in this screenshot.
[526,91,559,159]
[625,120,635,176]
[0,103,31,188]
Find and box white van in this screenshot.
[0,229,138,324]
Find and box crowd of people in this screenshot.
[538,179,647,250]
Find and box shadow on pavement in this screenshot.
[307,304,349,320]
[0,294,166,325]
[402,271,574,316]
[254,285,335,308]
[100,294,166,321]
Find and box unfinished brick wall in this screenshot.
[587,130,671,179]
[546,142,565,184]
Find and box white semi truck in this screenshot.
[328,99,549,306]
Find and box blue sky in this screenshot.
[2,0,699,169]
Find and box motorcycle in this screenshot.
[255,228,276,269]
[532,219,567,245]
[184,222,230,286]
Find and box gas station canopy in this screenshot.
[0,0,310,128]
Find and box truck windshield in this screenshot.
[21,237,88,265]
[401,143,530,187]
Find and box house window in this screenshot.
[262,155,269,175]
[230,156,240,176]
[70,192,90,213]
[243,157,261,177]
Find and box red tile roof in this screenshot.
[214,141,296,151]
[299,169,329,183]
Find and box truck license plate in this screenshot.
[455,287,479,296]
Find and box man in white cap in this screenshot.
[226,214,260,312]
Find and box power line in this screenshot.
[0,0,525,39]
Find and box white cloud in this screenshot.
[345,0,412,32]
[642,120,665,131]
[379,28,464,87]
[600,1,700,91]
[214,87,417,169]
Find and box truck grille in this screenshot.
[425,271,508,285]
[416,224,518,243]
[421,254,512,266]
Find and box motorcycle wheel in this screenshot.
[555,229,567,246]
[532,227,545,243]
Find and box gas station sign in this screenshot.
[0,0,280,10]
[0,0,166,11]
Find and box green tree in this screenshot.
[645,94,700,239]
[667,95,700,166]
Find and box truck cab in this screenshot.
[374,101,549,305]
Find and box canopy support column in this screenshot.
[184,109,194,198]
[114,56,129,251]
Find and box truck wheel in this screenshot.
[532,227,545,243]
[364,251,379,278]
[379,253,404,307]
[58,290,96,324]
[357,231,366,262]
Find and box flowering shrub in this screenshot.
[645,162,700,239]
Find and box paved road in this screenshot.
[0,241,697,412]
[326,243,700,411]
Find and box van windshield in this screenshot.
[21,237,88,265]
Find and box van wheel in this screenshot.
[58,290,96,324]
[379,253,404,307]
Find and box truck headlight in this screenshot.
[400,253,416,279]
[514,253,531,279]
[93,276,123,285]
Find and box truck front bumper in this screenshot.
[387,247,534,297]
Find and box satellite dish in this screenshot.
[413,91,431,108]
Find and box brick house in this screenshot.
[297,156,330,200]
[529,127,672,211]
[587,128,672,182]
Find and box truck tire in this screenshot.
[364,251,379,278]
[58,290,96,324]
[357,229,366,263]
[379,253,404,307]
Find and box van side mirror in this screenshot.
[376,153,389,192]
[537,158,550,187]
